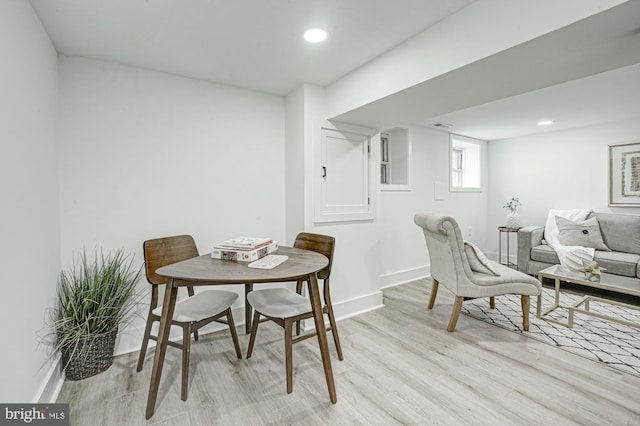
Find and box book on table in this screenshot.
[211,238,278,262]
[215,236,273,250]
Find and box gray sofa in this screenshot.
[518,212,640,277]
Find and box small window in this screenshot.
[450,135,482,192]
[380,133,390,184]
[380,127,411,190]
[451,148,463,188]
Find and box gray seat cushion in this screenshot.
[531,245,560,264]
[247,287,310,318]
[530,244,639,277]
[593,250,640,278]
[152,290,237,322]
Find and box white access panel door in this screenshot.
[315,127,373,223]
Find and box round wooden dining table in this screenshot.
[145,246,335,419]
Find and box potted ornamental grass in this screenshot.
[48,247,142,380]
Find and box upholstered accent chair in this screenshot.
[414,213,542,332]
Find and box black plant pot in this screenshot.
[61,328,118,381]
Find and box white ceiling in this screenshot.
[29,0,474,95]
[29,0,640,141]
[427,63,640,141]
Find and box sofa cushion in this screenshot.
[593,213,640,255]
[593,250,640,278]
[555,216,610,251]
[531,245,560,264]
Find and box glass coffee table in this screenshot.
[537,264,640,329]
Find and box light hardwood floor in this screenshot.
[56,279,640,425]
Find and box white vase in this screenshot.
[506,211,520,229]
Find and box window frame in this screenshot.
[380,133,390,185]
[449,134,482,192]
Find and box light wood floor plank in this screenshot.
[57,279,640,425]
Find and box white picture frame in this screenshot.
[609,141,640,206]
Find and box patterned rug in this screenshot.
[462,287,640,377]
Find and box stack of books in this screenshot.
[211,237,278,262]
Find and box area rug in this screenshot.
[462,287,640,377]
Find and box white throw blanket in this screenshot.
[544,209,594,269]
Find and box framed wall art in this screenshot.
[609,141,640,206]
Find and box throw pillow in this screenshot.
[464,241,500,276]
[554,216,611,251]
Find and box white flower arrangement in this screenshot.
[503,197,521,213]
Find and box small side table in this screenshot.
[498,226,521,269]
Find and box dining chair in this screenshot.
[137,235,242,401]
[414,213,541,331]
[245,232,342,393]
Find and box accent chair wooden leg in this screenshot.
[490,296,495,309]
[285,318,294,394]
[226,308,242,359]
[246,310,262,359]
[521,295,531,332]
[181,323,191,401]
[447,296,464,332]
[428,279,439,309]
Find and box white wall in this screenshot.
[284,86,305,245]
[58,56,286,355]
[0,1,60,403]
[283,85,386,318]
[379,126,490,287]
[487,117,640,258]
[287,89,492,318]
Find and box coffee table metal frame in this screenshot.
[537,264,640,329]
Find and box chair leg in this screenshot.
[136,312,155,372]
[521,295,531,332]
[323,279,343,361]
[428,279,439,309]
[245,283,254,334]
[187,286,199,341]
[226,308,242,359]
[490,296,496,309]
[285,319,294,394]
[447,296,464,332]
[326,309,343,361]
[295,280,304,336]
[246,310,262,359]
[181,323,191,401]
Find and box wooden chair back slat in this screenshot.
[293,232,335,280]
[143,235,199,285]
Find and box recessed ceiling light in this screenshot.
[304,28,327,43]
[537,120,554,126]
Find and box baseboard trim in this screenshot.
[334,290,384,321]
[34,355,64,403]
[301,290,384,331]
[485,250,517,265]
[380,265,430,289]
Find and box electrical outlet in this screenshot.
[467,227,473,237]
